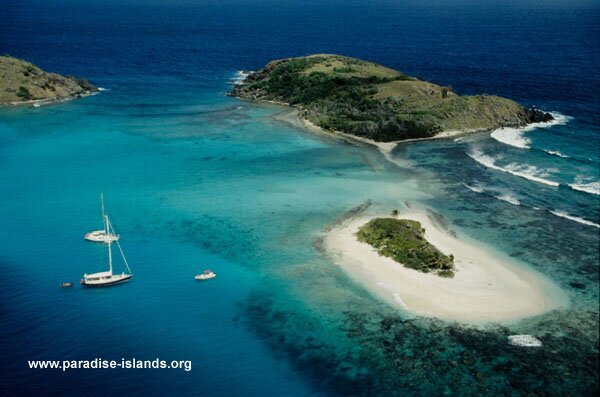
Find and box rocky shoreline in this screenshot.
[230,54,553,143]
[0,55,99,107]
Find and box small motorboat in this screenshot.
[195,269,216,281]
[60,282,73,288]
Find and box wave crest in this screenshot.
[464,182,521,205]
[491,127,532,149]
[467,149,560,187]
[544,149,570,158]
[490,111,571,149]
[569,180,600,196]
[550,210,600,229]
[229,70,252,85]
[496,193,521,206]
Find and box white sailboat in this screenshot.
[81,215,132,287]
[85,194,119,242]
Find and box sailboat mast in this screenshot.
[106,215,113,275]
[100,193,106,232]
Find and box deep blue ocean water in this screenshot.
[1,1,599,395]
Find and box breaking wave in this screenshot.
[229,70,252,85]
[467,149,560,187]
[463,183,485,193]
[463,182,520,206]
[496,193,521,206]
[544,150,570,158]
[491,127,532,149]
[490,112,571,149]
[569,179,600,196]
[550,210,600,229]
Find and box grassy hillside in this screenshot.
[231,54,552,141]
[0,55,97,105]
[356,217,455,277]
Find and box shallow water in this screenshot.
[1,1,598,395]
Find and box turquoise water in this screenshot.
[1,1,599,395]
[1,75,598,396]
[0,82,422,395]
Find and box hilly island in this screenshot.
[0,55,98,106]
[230,54,553,142]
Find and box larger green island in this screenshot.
[0,55,98,106]
[230,54,553,142]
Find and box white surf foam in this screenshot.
[508,334,542,347]
[491,127,532,149]
[569,179,600,196]
[490,111,571,149]
[463,182,485,193]
[229,70,252,85]
[550,210,600,229]
[496,193,521,206]
[463,182,521,206]
[98,87,109,91]
[544,149,570,158]
[467,148,560,187]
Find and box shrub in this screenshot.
[357,218,455,277]
[16,86,32,100]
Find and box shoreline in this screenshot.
[1,90,98,108]
[257,99,491,157]
[324,210,569,323]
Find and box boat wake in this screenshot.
[490,112,571,149]
[550,210,600,229]
[467,149,559,187]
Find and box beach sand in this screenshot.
[324,211,568,323]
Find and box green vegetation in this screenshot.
[0,55,98,105]
[16,86,32,100]
[356,217,455,277]
[231,54,553,142]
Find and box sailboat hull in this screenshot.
[84,230,119,242]
[81,273,132,287]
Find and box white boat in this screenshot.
[85,194,119,242]
[81,215,132,287]
[195,269,216,281]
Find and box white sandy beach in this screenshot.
[325,211,568,323]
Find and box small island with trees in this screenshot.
[0,55,98,106]
[325,211,566,322]
[230,54,553,142]
[356,217,455,278]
